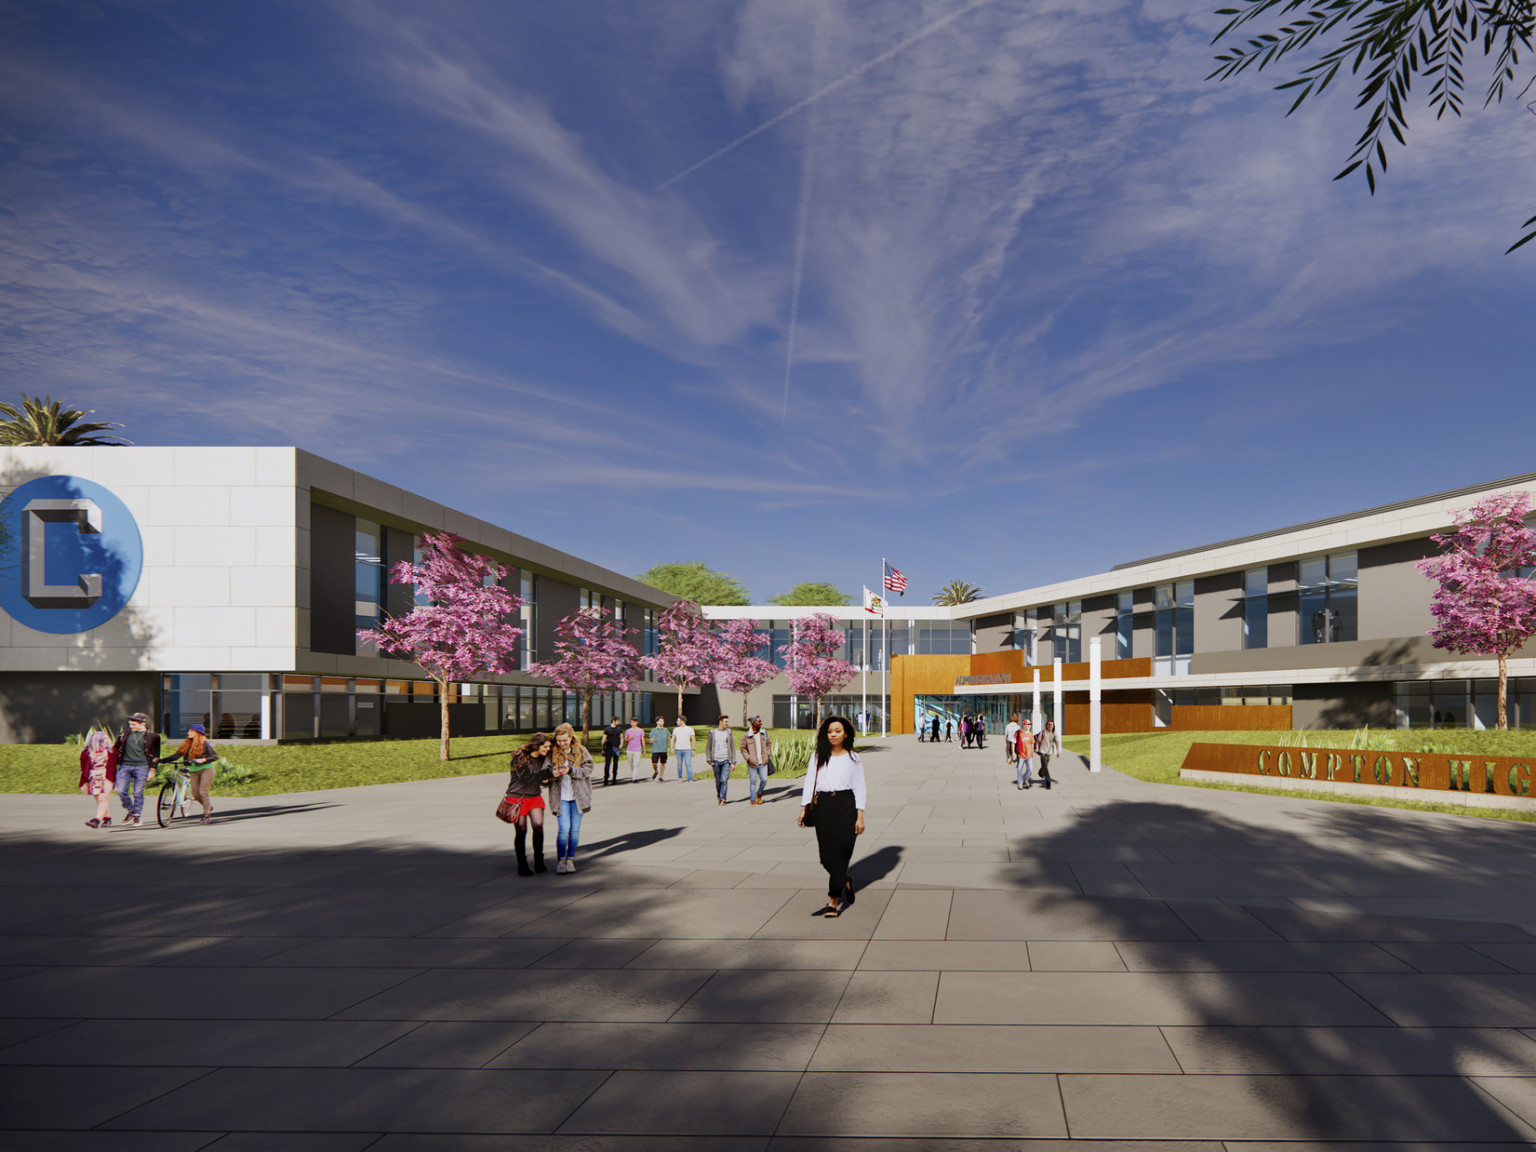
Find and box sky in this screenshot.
[2,0,1534,607]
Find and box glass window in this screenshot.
[163,673,213,736]
[1243,568,1268,650]
[520,572,537,668]
[1053,602,1082,663]
[1115,591,1133,659]
[1298,551,1358,645]
[354,521,384,655]
[214,673,265,739]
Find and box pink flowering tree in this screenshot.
[641,599,722,722]
[1418,492,1536,730]
[358,532,523,761]
[530,606,641,745]
[714,618,780,728]
[782,613,859,729]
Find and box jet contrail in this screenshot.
[782,135,815,424]
[657,0,1003,192]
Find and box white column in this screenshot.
[1089,636,1102,773]
[259,692,271,741]
[1052,657,1062,742]
[1032,668,1041,728]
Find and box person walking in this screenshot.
[505,733,553,876]
[1035,720,1059,790]
[600,718,623,786]
[944,719,953,743]
[623,718,646,782]
[163,724,221,824]
[706,715,737,805]
[798,715,866,918]
[1004,713,1020,771]
[740,716,772,804]
[974,714,987,750]
[671,715,696,782]
[959,715,971,748]
[546,723,593,873]
[930,715,940,743]
[111,712,161,827]
[79,730,118,828]
[1015,719,1036,790]
[649,716,670,781]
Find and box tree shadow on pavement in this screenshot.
[1000,795,1536,1143]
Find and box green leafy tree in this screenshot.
[931,580,983,606]
[0,393,130,445]
[1209,0,1536,252]
[769,582,852,606]
[633,561,750,606]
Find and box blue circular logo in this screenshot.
[0,475,143,635]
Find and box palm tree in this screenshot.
[0,393,129,446]
[932,580,983,606]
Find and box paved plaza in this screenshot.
[3,736,1536,1149]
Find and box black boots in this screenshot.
[515,825,533,876]
[532,826,548,873]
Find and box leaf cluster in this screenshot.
[768,582,853,606]
[633,561,750,605]
[0,393,131,445]
[1209,0,1536,251]
[931,579,984,606]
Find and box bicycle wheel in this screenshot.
[156,780,179,828]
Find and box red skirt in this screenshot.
[503,795,546,820]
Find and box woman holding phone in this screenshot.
[798,715,866,918]
[546,722,594,873]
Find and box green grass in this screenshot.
[0,727,829,796]
[1063,729,1536,824]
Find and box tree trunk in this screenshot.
[438,676,451,761]
[676,684,684,724]
[582,689,592,746]
[814,695,823,729]
[741,691,749,730]
[1498,650,1509,730]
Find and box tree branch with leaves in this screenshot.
[358,532,523,761]
[530,607,641,744]
[1417,491,1536,728]
[1209,0,1536,251]
[714,618,781,727]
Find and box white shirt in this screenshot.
[673,725,695,751]
[1004,722,1020,746]
[559,772,573,802]
[802,750,866,811]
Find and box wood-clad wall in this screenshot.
[1169,705,1293,731]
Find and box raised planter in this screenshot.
[1179,740,1536,813]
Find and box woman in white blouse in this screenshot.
[798,715,866,917]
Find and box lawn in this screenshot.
[1063,728,1536,823]
[0,727,827,797]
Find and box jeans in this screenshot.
[556,798,583,859]
[747,761,768,798]
[711,760,731,802]
[1016,755,1034,787]
[603,748,620,783]
[116,764,150,817]
[676,749,693,781]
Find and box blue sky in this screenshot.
[3,0,1533,605]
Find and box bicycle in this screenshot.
[155,760,198,827]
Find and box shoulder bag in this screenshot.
[495,795,518,823]
[802,754,821,827]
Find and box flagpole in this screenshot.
[861,606,868,736]
[881,557,889,738]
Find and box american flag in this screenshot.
[883,562,907,596]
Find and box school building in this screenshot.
[2,445,1533,743]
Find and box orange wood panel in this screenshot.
[1169,705,1294,732]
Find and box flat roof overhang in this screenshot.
[946,658,1536,695]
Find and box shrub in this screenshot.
[771,735,813,778]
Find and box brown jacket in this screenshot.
[739,728,772,767]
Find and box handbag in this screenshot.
[802,755,821,827]
[495,795,519,824]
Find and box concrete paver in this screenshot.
[3,734,1536,1145]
